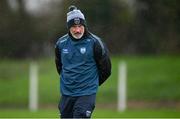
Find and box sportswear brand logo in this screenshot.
[62,49,69,53]
[80,47,86,54]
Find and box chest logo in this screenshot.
[80,47,86,54]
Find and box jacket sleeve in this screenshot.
[55,43,62,75]
[94,39,111,86]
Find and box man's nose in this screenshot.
[74,27,81,32]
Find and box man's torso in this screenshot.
[56,34,99,96]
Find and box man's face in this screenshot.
[70,25,85,39]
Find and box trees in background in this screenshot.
[0,0,179,58]
[0,0,62,58]
[134,0,180,54]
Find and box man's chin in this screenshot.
[72,34,83,39]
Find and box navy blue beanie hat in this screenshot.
[67,5,87,29]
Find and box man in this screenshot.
[55,5,111,118]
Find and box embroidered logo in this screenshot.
[62,49,68,53]
[74,18,80,25]
[80,47,86,54]
[86,110,91,117]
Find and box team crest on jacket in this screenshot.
[80,47,86,54]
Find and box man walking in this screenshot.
[55,5,111,118]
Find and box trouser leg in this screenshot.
[73,94,96,118]
[58,95,75,118]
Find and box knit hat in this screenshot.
[67,5,86,29]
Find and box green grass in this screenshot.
[0,56,180,118]
[0,56,180,106]
[126,56,180,101]
[97,56,180,102]
[0,60,29,106]
[0,109,59,118]
[93,109,180,118]
[0,109,180,118]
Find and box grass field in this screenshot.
[0,56,180,117]
[0,109,180,118]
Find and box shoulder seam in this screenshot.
[89,33,105,55]
[57,34,68,44]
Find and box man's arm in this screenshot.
[55,44,62,75]
[94,38,111,86]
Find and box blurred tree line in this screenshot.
[0,0,180,58]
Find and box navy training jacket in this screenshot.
[55,32,111,96]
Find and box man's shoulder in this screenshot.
[88,32,104,48]
[88,32,106,55]
[88,32,102,42]
[56,34,69,45]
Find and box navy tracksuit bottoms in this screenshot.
[58,94,96,118]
